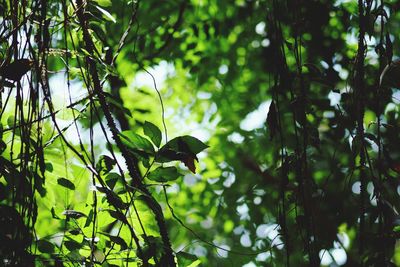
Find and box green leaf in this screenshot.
[66,250,84,262]
[109,235,128,250]
[80,48,92,57]
[160,136,208,156]
[64,240,82,251]
[188,260,202,267]
[105,93,132,118]
[138,235,164,261]
[45,163,53,172]
[37,239,55,254]
[51,207,60,219]
[177,136,209,154]
[105,190,127,210]
[33,173,46,197]
[96,155,116,174]
[57,177,76,190]
[62,210,87,219]
[148,166,181,182]
[143,121,162,147]
[100,232,128,250]
[177,251,201,267]
[106,209,128,223]
[105,172,122,190]
[69,229,81,235]
[94,0,111,7]
[84,209,94,228]
[7,115,15,128]
[119,131,155,154]
[95,6,116,23]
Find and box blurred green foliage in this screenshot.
[1,0,400,266]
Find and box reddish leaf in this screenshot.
[391,163,400,173]
[183,156,197,174]
[156,135,208,173]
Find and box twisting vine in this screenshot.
[354,0,368,260]
[73,0,176,265]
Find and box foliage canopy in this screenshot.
[1,0,400,266]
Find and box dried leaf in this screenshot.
[380,60,400,89]
[0,59,33,81]
[386,31,393,63]
[266,101,278,140]
[391,163,400,173]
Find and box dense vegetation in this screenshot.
[1,0,400,266]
